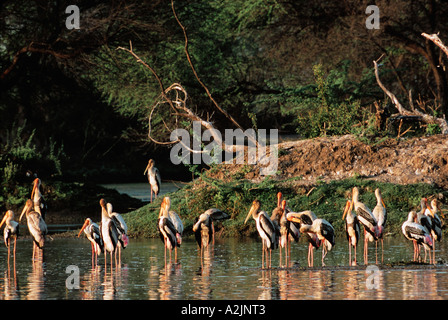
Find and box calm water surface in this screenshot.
[1,236,448,300]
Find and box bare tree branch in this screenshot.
[0,42,75,80]
[422,33,448,57]
[374,54,448,134]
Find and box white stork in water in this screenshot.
[402,210,433,261]
[158,197,183,263]
[193,208,230,256]
[351,187,379,264]
[287,213,335,266]
[143,159,161,202]
[424,198,442,263]
[107,202,129,266]
[244,199,278,269]
[0,210,19,267]
[19,199,47,260]
[31,178,47,220]
[342,200,360,266]
[78,218,104,267]
[99,199,119,269]
[372,188,387,263]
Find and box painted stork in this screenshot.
[415,198,433,263]
[372,188,387,263]
[0,210,19,266]
[287,213,335,266]
[286,210,320,267]
[158,197,183,263]
[193,208,229,255]
[342,200,360,266]
[143,159,161,202]
[278,200,300,267]
[244,199,278,269]
[425,198,442,263]
[270,192,284,224]
[402,210,433,262]
[351,187,379,264]
[107,202,129,265]
[99,198,119,269]
[19,199,47,259]
[31,178,47,220]
[78,218,103,267]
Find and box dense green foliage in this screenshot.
[1,1,448,209]
[124,175,447,239]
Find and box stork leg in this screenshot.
[433,239,436,264]
[322,240,327,267]
[308,243,315,267]
[363,230,368,265]
[375,240,378,264]
[91,242,94,267]
[348,242,352,266]
[13,237,17,275]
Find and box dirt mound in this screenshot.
[212,134,448,189]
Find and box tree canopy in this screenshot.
[1,0,447,184]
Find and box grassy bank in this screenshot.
[124,175,447,239]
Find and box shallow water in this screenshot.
[0,236,448,300]
[100,182,182,202]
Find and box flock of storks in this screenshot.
[0,158,444,271]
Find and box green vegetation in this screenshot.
[124,175,447,239]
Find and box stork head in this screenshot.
[19,199,33,222]
[144,159,154,175]
[342,200,351,221]
[286,213,301,224]
[0,210,14,228]
[245,199,261,224]
[281,200,286,211]
[276,192,282,207]
[78,218,92,237]
[352,187,359,202]
[99,198,107,208]
[31,178,41,199]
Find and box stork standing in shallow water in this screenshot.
[287,213,335,266]
[0,210,19,267]
[31,178,47,220]
[351,187,379,264]
[19,199,47,260]
[193,208,229,257]
[286,210,320,267]
[78,218,103,267]
[342,200,360,266]
[144,159,161,202]
[372,188,387,263]
[107,202,129,266]
[402,210,433,261]
[279,200,300,267]
[424,198,442,263]
[100,199,119,269]
[244,200,278,269]
[158,197,183,264]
